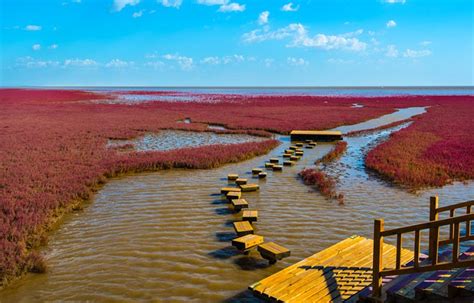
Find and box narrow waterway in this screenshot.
[1,107,473,302]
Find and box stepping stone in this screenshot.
[295,148,303,152]
[226,191,241,201]
[289,145,298,150]
[240,184,259,192]
[305,145,314,149]
[235,178,247,185]
[285,149,295,154]
[296,143,304,147]
[227,174,239,180]
[258,172,267,179]
[283,153,292,158]
[258,242,291,264]
[265,162,274,168]
[309,142,317,146]
[232,234,264,251]
[283,160,295,166]
[295,151,304,156]
[233,221,254,237]
[272,165,283,171]
[290,155,301,161]
[242,210,258,222]
[231,199,249,211]
[269,158,279,164]
[252,168,263,175]
[221,187,241,194]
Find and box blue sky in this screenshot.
[1,0,473,86]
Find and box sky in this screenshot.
[0,0,473,86]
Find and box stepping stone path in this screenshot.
[218,140,318,264]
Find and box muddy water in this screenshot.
[2,108,474,302]
[109,130,265,152]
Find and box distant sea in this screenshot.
[79,86,474,97]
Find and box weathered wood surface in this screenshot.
[249,235,413,302]
[240,184,259,192]
[258,242,291,263]
[232,234,264,250]
[221,187,241,194]
[235,178,247,185]
[233,221,254,236]
[231,198,249,211]
[242,210,258,222]
[291,130,343,142]
[227,174,239,180]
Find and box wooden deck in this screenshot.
[249,235,414,302]
[290,130,343,142]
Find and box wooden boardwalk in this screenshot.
[249,235,414,302]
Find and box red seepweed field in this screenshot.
[0,88,473,286]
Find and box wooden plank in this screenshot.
[220,187,241,194]
[283,153,292,158]
[235,178,247,185]
[227,174,238,180]
[258,242,291,263]
[295,151,304,156]
[251,168,262,174]
[258,172,267,179]
[240,184,259,192]
[264,162,274,168]
[269,158,279,164]
[290,155,300,161]
[283,161,295,166]
[231,199,248,211]
[226,191,241,201]
[242,210,258,222]
[232,234,264,250]
[272,165,283,171]
[233,221,254,237]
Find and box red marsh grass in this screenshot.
[299,168,344,204]
[0,89,472,286]
[316,141,348,164]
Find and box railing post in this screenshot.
[372,219,384,300]
[429,196,439,262]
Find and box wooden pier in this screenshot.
[249,235,413,302]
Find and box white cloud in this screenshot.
[218,2,245,12]
[163,54,194,70]
[161,0,182,8]
[201,56,221,65]
[327,58,354,64]
[16,56,60,68]
[64,58,99,67]
[287,57,308,66]
[144,61,165,69]
[386,20,397,28]
[25,25,42,31]
[385,45,399,57]
[132,10,144,17]
[32,44,41,51]
[258,11,270,25]
[113,0,140,11]
[403,49,432,58]
[201,54,246,65]
[106,59,134,68]
[197,0,227,5]
[281,2,299,12]
[49,44,58,49]
[420,40,432,46]
[243,23,367,52]
[264,58,274,67]
[384,0,406,3]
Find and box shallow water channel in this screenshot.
[2,107,474,302]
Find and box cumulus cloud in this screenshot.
[197,0,244,12]
[385,45,399,57]
[113,0,140,12]
[281,2,299,12]
[106,59,134,68]
[264,58,274,67]
[200,54,246,65]
[386,20,397,28]
[242,23,367,52]
[132,10,144,17]
[287,57,308,66]
[403,49,432,58]
[420,40,432,46]
[161,0,182,8]
[163,54,194,70]
[25,25,42,31]
[49,44,58,49]
[32,44,41,51]
[218,2,245,12]
[64,58,99,67]
[144,61,165,69]
[16,56,60,68]
[258,11,270,25]
[384,0,406,3]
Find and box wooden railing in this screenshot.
[371,196,474,299]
